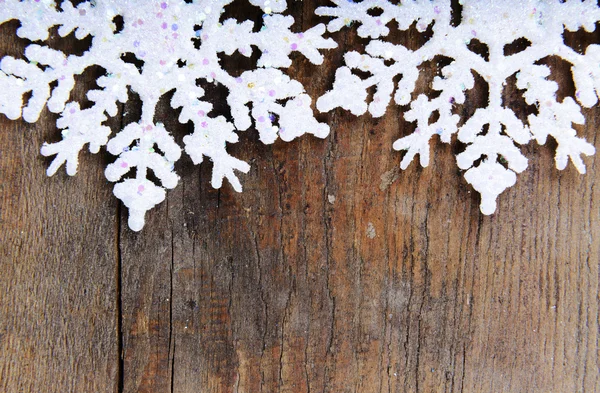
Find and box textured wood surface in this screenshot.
[1,2,599,392]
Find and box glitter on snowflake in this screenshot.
[0,0,335,230]
[317,0,597,214]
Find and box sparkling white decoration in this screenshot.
[317,0,597,214]
[0,0,335,230]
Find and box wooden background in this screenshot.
[1,2,598,392]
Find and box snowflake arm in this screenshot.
[104,122,181,231]
[182,116,251,191]
[519,64,596,173]
[315,0,442,39]
[41,102,113,176]
[393,60,475,168]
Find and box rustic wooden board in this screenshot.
[1,2,598,392]
[0,20,119,392]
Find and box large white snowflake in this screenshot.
[0,0,336,230]
[317,0,597,214]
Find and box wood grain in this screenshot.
[0,20,119,393]
[1,2,599,392]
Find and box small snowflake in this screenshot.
[0,0,336,230]
[317,0,597,214]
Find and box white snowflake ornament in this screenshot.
[317,0,597,214]
[0,0,336,230]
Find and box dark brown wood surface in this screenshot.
[1,2,598,392]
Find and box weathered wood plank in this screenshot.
[0,22,119,393]
[1,2,599,392]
